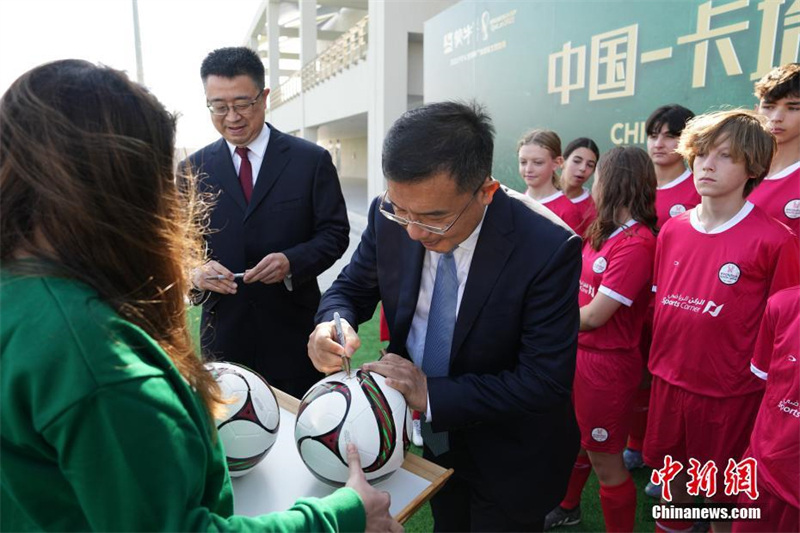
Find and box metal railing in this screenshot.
[270,15,368,110]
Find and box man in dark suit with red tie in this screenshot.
[187,47,349,399]
[308,101,581,531]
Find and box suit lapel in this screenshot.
[208,139,247,212]
[389,234,425,354]
[247,123,290,220]
[450,190,515,358]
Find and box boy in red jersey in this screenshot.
[751,63,800,236]
[732,287,799,533]
[644,110,800,533]
[647,105,701,229]
[624,105,701,487]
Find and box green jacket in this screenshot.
[0,270,366,532]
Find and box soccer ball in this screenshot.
[208,362,280,477]
[294,369,411,486]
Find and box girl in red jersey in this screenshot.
[545,147,658,532]
[518,129,583,232]
[560,137,600,236]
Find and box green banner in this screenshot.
[424,0,799,190]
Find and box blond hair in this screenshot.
[517,129,562,188]
[677,110,775,197]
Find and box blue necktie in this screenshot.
[421,250,458,456]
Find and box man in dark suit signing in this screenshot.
[308,101,581,531]
[188,47,349,399]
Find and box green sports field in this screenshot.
[190,304,661,531]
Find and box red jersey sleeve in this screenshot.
[750,298,777,380]
[598,232,655,306]
[768,236,800,296]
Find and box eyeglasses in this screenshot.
[379,183,483,235]
[206,92,263,116]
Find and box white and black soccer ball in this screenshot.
[208,362,280,477]
[294,369,411,486]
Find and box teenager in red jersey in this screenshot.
[518,129,583,232]
[545,147,657,532]
[560,137,600,236]
[732,287,799,533]
[751,63,800,236]
[644,110,800,533]
[623,105,699,490]
[647,105,700,229]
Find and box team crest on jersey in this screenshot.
[591,428,608,442]
[592,257,608,274]
[669,204,686,217]
[718,263,741,285]
[784,199,800,219]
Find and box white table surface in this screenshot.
[231,407,432,517]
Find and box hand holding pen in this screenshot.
[307,314,361,375]
[191,260,238,295]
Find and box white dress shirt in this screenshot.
[406,208,487,419]
[225,122,271,187]
[224,124,293,290]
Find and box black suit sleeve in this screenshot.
[315,198,382,329]
[282,149,350,286]
[428,234,581,430]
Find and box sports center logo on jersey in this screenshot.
[592,257,607,273]
[702,301,724,317]
[579,279,596,298]
[784,199,800,219]
[778,398,800,418]
[718,263,741,285]
[591,427,608,442]
[669,204,686,217]
[661,293,711,314]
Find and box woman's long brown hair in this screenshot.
[586,146,658,250]
[0,60,223,418]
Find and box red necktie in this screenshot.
[235,146,253,203]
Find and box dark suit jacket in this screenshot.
[316,187,581,523]
[186,124,349,384]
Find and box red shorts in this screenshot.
[732,484,800,533]
[643,376,762,503]
[574,347,641,453]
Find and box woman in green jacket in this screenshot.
[0,59,401,533]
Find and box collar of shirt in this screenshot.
[225,123,271,185]
[608,218,638,239]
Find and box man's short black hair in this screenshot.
[645,104,695,137]
[200,47,265,91]
[382,101,495,193]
